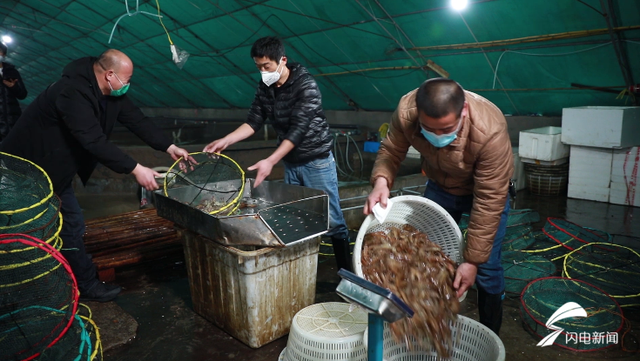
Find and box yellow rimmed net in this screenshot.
[163,152,245,216]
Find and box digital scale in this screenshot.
[335,269,414,361]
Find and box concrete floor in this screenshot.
[75,190,640,361]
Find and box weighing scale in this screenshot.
[335,269,414,361]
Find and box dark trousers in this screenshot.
[58,184,98,292]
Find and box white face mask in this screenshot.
[0,56,4,62]
[260,57,283,86]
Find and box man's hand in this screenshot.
[131,164,162,191]
[453,262,478,298]
[3,79,17,88]
[166,144,191,161]
[363,177,390,215]
[203,137,231,153]
[247,159,275,188]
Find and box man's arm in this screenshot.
[465,128,512,264]
[116,96,173,152]
[56,88,138,174]
[203,123,255,153]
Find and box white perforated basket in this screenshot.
[281,302,369,361]
[380,315,505,361]
[353,195,464,275]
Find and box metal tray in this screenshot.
[336,269,413,323]
[153,179,329,247]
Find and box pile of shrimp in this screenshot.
[361,224,459,358]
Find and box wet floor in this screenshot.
[76,189,640,361]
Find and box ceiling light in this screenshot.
[451,0,468,11]
[1,35,12,44]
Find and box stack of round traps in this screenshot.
[280,302,368,361]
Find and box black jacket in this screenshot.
[0,57,172,193]
[0,62,27,141]
[246,62,332,164]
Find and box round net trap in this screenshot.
[0,152,54,229]
[280,302,368,361]
[0,194,62,250]
[517,230,572,261]
[543,218,611,251]
[37,304,102,361]
[506,209,540,228]
[0,234,78,361]
[563,242,640,308]
[502,251,556,297]
[501,226,535,252]
[520,277,623,351]
[163,152,245,216]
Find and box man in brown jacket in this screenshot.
[364,78,513,335]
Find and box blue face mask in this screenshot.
[420,118,462,148]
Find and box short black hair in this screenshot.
[0,42,7,56]
[250,36,285,62]
[415,78,465,119]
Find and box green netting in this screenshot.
[543,218,612,250]
[564,243,640,308]
[0,195,62,250]
[519,230,572,261]
[0,152,54,229]
[502,251,556,296]
[507,209,540,227]
[0,234,78,361]
[520,277,624,351]
[37,308,102,361]
[502,229,537,252]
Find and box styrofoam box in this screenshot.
[512,147,526,191]
[519,126,569,161]
[562,106,640,148]
[610,146,640,207]
[567,146,614,202]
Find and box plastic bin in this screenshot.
[178,228,320,348]
[518,126,569,161]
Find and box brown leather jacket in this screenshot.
[371,89,513,264]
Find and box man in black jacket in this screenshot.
[203,37,352,271]
[1,49,191,302]
[0,42,27,143]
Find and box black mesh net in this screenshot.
[163,152,245,216]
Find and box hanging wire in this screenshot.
[108,0,164,44]
[492,42,614,89]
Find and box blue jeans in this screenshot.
[424,181,509,294]
[58,184,98,292]
[284,152,349,240]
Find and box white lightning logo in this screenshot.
[537,302,587,347]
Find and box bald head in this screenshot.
[96,49,132,73]
[94,49,133,95]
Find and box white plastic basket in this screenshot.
[379,315,505,361]
[281,302,369,361]
[353,195,464,275]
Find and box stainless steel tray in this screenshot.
[153,179,329,247]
